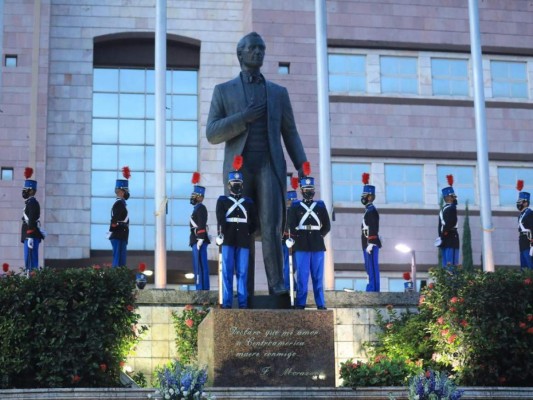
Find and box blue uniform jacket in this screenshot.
[287,199,330,252]
[216,195,257,248]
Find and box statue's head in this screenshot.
[236,32,266,70]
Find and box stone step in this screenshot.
[0,387,532,400]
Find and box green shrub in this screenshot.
[339,355,422,388]
[128,371,147,388]
[172,303,211,365]
[420,266,533,386]
[370,305,439,370]
[366,266,533,387]
[0,266,145,388]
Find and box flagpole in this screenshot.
[468,0,495,272]
[154,0,167,287]
[315,0,335,290]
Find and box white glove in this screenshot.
[215,234,224,246]
[530,247,533,257]
[366,243,374,254]
[196,239,204,250]
[27,238,34,249]
[285,237,295,249]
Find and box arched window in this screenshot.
[90,33,200,251]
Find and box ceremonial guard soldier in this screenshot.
[189,172,210,290]
[21,167,45,272]
[215,156,257,308]
[516,180,533,270]
[283,176,299,291]
[136,262,148,290]
[360,173,382,292]
[437,175,460,268]
[288,162,330,310]
[109,166,130,268]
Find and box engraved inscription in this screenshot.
[229,325,320,377]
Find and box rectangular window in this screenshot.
[389,278,423,292]
[490,60,528,98]
[334,278,368,292]
[1,167,14,180]
[332,162,371,203]
[497,167,533,206]
[431,58,469,96]
[388,279,407,293]
[278,62,290,75]
[91,67,198,251]
[380,56,418,94]
[437,166,476,206]
[328,54,366,93]
[385,164,423,204]
[4,55,17,67]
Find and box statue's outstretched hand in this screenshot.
[242,99,266,123]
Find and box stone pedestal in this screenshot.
[198,309,335,387]
[249,293,291,309]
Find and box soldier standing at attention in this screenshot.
[437,174,460,268]
[288,162,330,310]
[360,173,382,292]
[516,180,533,270]
[21,167,44,272]
[189,172,210,290]
[216,156,257,308]
[109,166,130,268]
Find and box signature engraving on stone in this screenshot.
[282,367,321,377]
[260,366,272,375]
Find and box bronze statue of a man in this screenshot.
[207,32,308,296]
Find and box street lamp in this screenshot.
[395,244,417,292]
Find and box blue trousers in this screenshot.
[520,249,533,270]
[363,247,380,292]
[110,239,127,267]
[24,238,41,271]
[192,242,210,290]
[294,251,325,308]
[442,247,459,268]
[222,245,249,308]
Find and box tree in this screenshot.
[462,200,473,271]
[437,197,443,267]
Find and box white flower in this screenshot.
[165,395,170,400]
[169,388,174,394]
